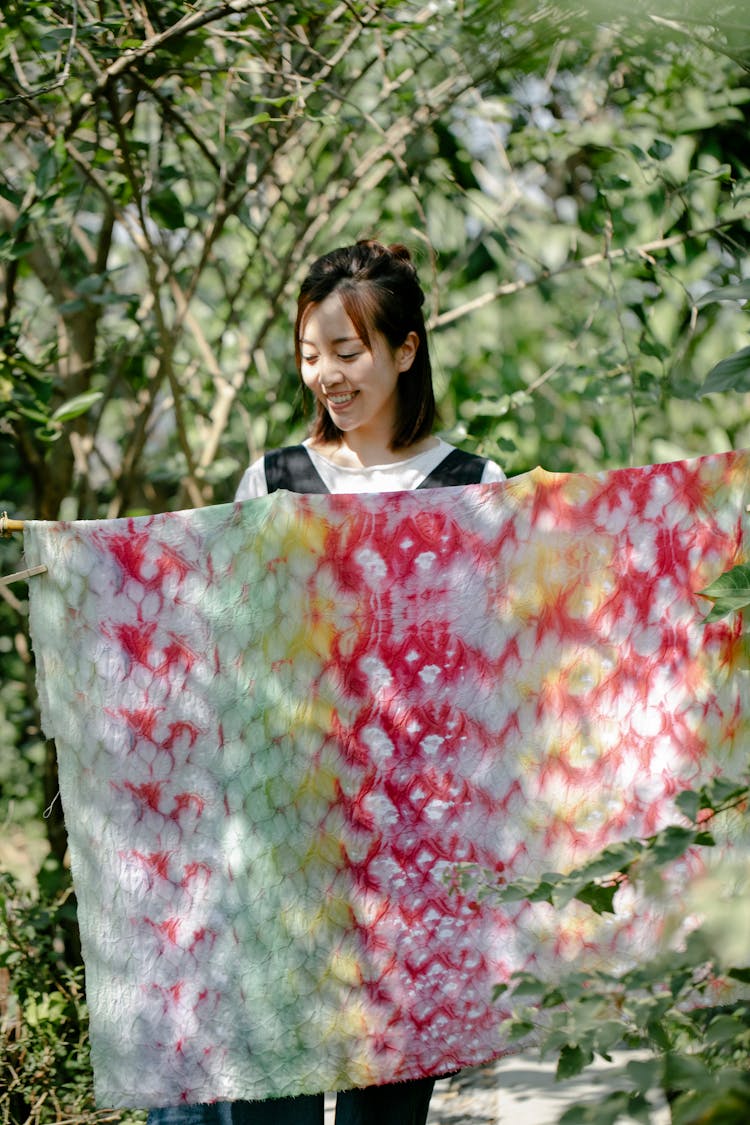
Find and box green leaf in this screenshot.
[698,562,750,621]
[0,236,35,263]
[149,188,186,230]
[57,298,87,315]
[626,1056,662,1091]
[706,1014,747,1045]
[648,139,673,160]
[561,1091,652,1125]
[541,987,566,1008]
[697,346,750,396]
[232,112,273,130]
[156,32,205,63]
[35,147,58,195]
[663,1051,715,1091]
[529,879,557,904]
[674,789,701,822]
[640,338,670,361]
[507,1018,536,1040]
[557,1043,592,1080]
[650,825,695,864]
[511,977,546,998]
[671,1086,750,1125]
[593,1019,625,1054]
[16,404,53,426]
[0,182,22,206]
[497,876,556,904]
[75,275,105,295]
[575,882,618,915]
[704,777,750,807]
[50,391,103,424]
[696,280,750,307]
[646,1018,673,1050]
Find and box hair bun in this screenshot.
[355,239,416,272]
[387,242,414,264]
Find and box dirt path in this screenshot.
[429,1053,670,1124]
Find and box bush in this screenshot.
[0,869,145,1125]
[490,776,750,1123]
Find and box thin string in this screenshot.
[43,792,62,819]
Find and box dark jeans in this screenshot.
[146,1077,436,1125]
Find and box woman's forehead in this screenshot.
[299,292,361,341]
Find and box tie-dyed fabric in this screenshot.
[24,450,749,1108]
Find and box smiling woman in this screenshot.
[147,241,506,1125]
[297,289,418,460]
[293,241,430,466]
[235,239,507,498]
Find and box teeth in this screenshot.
[328,393,356,404]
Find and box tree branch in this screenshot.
[428,219,749,330]
[64,0,274,136]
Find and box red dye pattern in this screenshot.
[34,450,750,1105]
[112,620,158,668]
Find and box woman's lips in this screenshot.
[326,391,358,407]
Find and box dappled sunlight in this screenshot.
[22,451,750,1107]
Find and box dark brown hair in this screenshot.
[294,239,436,450]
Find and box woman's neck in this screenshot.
[310,433,438,469]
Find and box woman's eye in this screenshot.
[339,352,361,360]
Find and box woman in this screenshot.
[149,239,505,1125]
[235,240,505,502]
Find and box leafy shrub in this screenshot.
[0,869,145,1125]
[489,777,750,1123]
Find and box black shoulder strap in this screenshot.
[264,446,329,494]
[265,444,487,493]
[417,448,487,489]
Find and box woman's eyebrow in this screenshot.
[300,335,362,345]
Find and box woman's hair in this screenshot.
[295,239,436,450]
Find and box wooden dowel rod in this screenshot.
[1,513,26,535]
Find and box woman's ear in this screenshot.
[397,331,419,373]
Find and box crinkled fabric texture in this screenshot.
[25,452,750,1108]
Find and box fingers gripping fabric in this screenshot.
[24,452,750,1108]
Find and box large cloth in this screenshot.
[25,450,749,1108]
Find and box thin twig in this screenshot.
[1,0,79,99]
[603,213,639,466]
[427,218,748,330]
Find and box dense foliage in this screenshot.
[487,775,750,1122]
[1,1,749,1121]
[0,871,143,1125]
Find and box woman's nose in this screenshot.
[319,357,343,387]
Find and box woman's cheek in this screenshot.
[300,368,317,394]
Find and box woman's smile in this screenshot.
[325,389,359,407]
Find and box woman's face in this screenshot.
[298,292,417,445]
